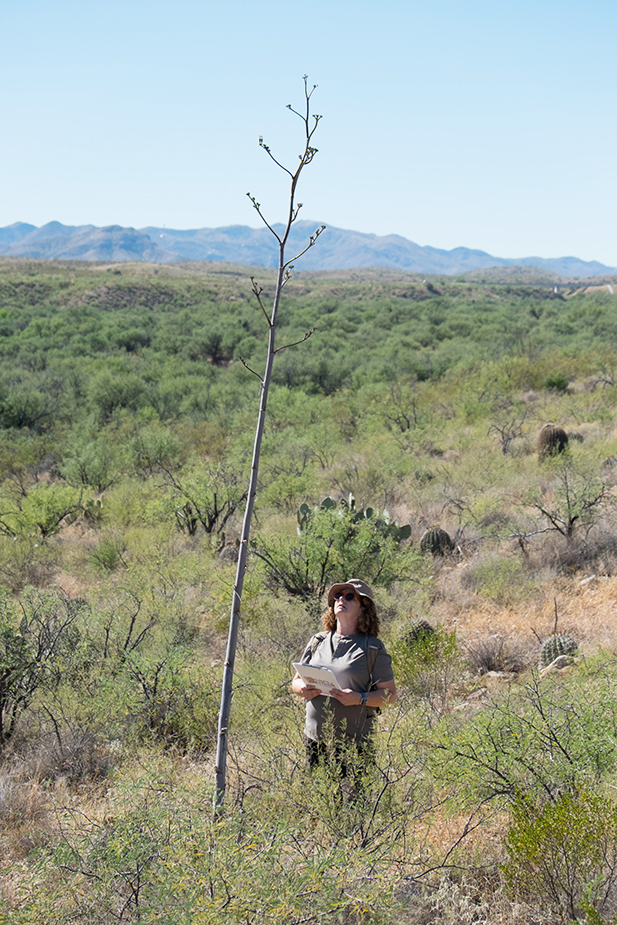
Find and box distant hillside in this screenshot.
[0,220,614,278]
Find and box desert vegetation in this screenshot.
[1,255,617,922]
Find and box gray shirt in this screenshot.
[300,631,394,743]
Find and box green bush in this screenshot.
[19,766,397,924]
[162,459,247,536]
[460,553,535,604]
[118,646,219,751]
[0,589,82,745]
[3,482,82,539]
[60,428,123,491]
[435,663,617,808]
[544,371,570,391]
[252,497,421,610]
[391,625,460,721]
[128,424,183,479]
[88,369,147,421]
[503,790,617,922]
[88,534,128,572]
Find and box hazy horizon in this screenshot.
[1,0,615,265]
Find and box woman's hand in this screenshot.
[330,681,397,708]
[329,687,360,706]
[292,674,321,700]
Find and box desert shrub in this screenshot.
[162,459,247,536]
[0,767,52,830]
[113,326,151,353]
[0,482,82,539]
[0,767,54,861]
[252,497,421,611]
[459,553,535,604]
[527,459,611,542]
[543,372,570,392]
[393,870,549,925]
[17,730,118,784]
[17,766,399,925]
[529,516,617,575]
[88,369,147,422]
[503,790,617,923]
[0,533,58,591]
[0,589,83,745]
[118,646,219,751]
[236,592,318,660]
[60,424,124,492]
[127,424,184,479]
[391,625,460,721]
[25,586,219,756]
[487,399,528,455]
[0,384,56,431]
[89,533,129,572]
[436,662,617,808]
[257,433,322,514]
[464,633,528,675]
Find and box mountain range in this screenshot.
[0,220,614,278]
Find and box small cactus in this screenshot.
[219,545,239,563]
[297,497,411,542]
[568,430,584,443]
[403,617,435,649]
[540,633,578,668]
[420,526,454,556]
[537,423,569,461]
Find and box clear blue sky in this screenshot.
[1,0,616,264]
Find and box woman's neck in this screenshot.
[336,616,359,636]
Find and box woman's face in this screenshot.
[333,591,362,624]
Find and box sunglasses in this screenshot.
[333,592,358,601]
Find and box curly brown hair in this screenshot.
[321,596,380,636]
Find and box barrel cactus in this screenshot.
[537,423,569,461]
[540,633,578,668]
[402,617,435,649]
[219,545,239,563]
[568,430,584,443]
[420,526,454,556]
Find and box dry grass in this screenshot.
[429,568,617,673]
[396,872,554,925]
[0,769,57,861]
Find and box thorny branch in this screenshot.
[249,277,271,326]
[238,357,263,381]
[274,327,317,354]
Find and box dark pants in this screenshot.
[305,736,375,781]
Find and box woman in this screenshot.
[292,578,396,769]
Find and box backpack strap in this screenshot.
[308,632,327,661]
[364,636,379,688]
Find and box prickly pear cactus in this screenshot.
[420,526,453,556]
[540,633,578,668]
[537,423,569,461]
[403,617,435,648]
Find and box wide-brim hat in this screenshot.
[327,579,373,607]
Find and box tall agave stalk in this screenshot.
[213,77,324,814]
